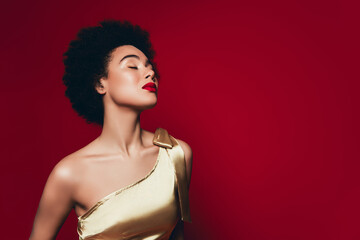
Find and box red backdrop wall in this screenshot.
[1,0,359,239]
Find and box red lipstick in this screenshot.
[142,82,157,92]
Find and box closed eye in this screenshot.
[128,66,138,69]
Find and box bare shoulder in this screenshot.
[48,153,82,189]
[53,138,100,179]
[51,140,96,184]
[42,152,85,204]
[30,152,83,239]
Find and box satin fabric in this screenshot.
[77,128,191,240]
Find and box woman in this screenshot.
[30,19,193,240]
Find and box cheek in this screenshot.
[109,69,138,88]
[107,72,141,102]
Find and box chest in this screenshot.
[76,148,180,239]
[74,149,161,216]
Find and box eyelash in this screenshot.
[128,66,157,81]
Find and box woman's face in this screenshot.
[98,45,158,111]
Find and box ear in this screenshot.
[95,77,107,95]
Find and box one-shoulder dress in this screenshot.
[77,128,192,240]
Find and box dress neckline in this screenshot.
[78,146,162,221]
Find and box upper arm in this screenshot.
[176,139,193,189]
[29,158,76,240]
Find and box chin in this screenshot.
[137,100,158,111]
[145,100,158,109]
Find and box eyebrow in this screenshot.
[120,54,151,67]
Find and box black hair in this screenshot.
[62,19,159,127]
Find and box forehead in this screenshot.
[111,45,147,60]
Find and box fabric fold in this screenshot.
[167,135,192,223]
[152,128,192,223]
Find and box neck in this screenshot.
[97,104,144,157]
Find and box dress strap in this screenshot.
[153,128,173,149]
[152,128,192,223]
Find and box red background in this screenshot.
[1,0,359,239]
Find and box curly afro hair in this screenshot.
[62,19,159,127]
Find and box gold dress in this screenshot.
[77,128,192,240]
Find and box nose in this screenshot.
[145,69,155,81]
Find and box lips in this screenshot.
[142,82,157,92]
